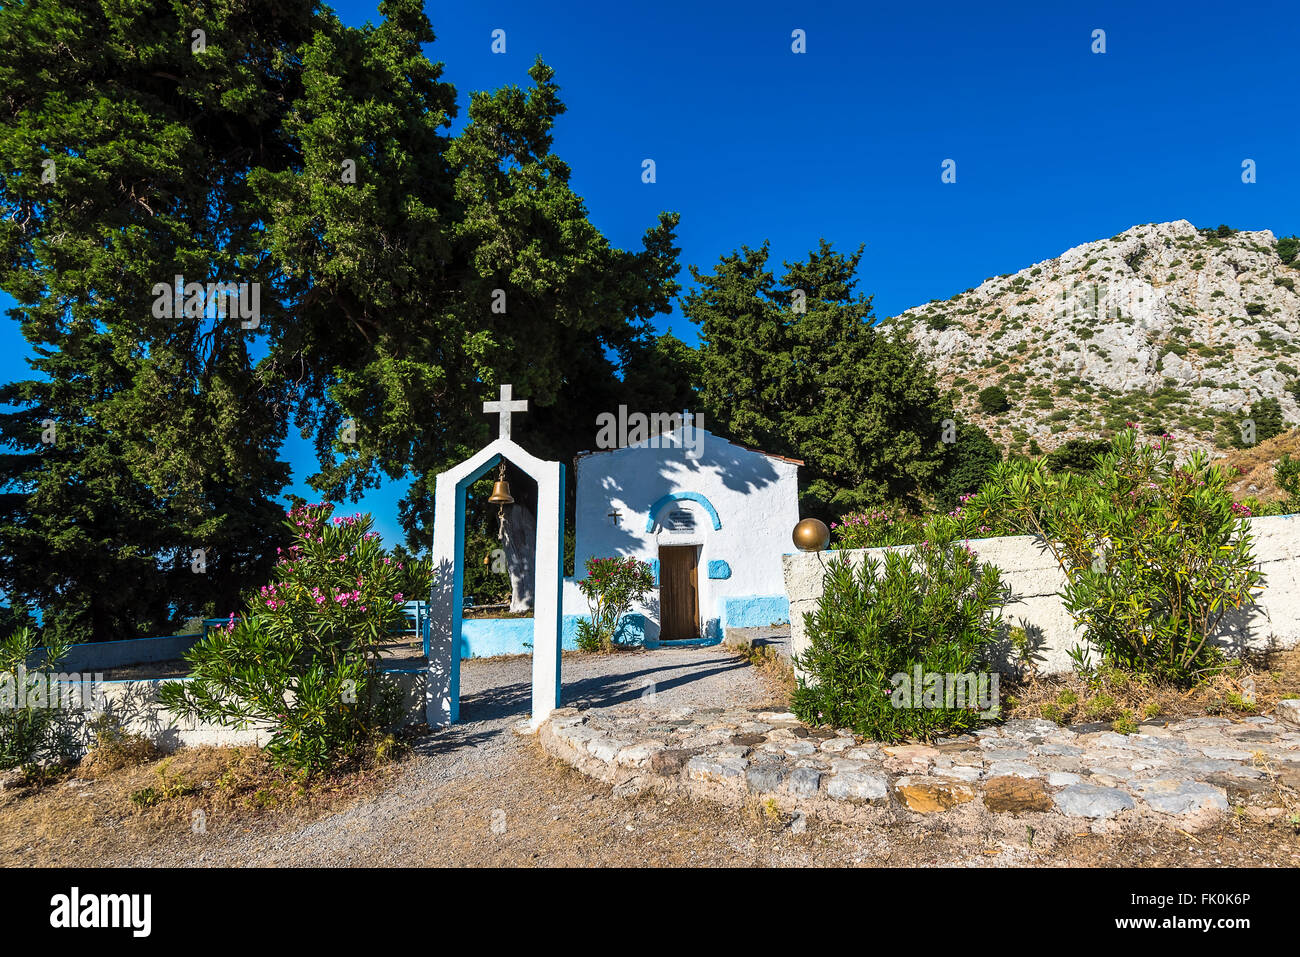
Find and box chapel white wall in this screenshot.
[567,429,800,637]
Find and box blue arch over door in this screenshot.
[645,491,722,532]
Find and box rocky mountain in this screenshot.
[880,220,1300,457]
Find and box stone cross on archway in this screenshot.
[427,385,565,730]
[483,383,527,440]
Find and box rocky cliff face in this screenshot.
[880,220,1300,455]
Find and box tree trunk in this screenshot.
[499,461,537,613]
[499,502,535,612]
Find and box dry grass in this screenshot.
[1250,751,1300,826]
[1221,426,1300,501]
[0,741,407,866]
[727,642,796,703]
[80,714,160,775]
[1005,647,1300,732]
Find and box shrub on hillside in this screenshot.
[1225,398,1286,448]
[977,385,1010,414]
[1044,437,1111,474]
[934,422,1002,510]
[159,504,432,774]
[792,544,1011,741]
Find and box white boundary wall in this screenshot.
[783,514,1300,676]
[62,671,427,752]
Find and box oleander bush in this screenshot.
[0,626,83,778]
[792,540,1012,741]
[159,504,432,774]
[829,508,926,548]
[575,556,655,652]
[962,429,1264,683]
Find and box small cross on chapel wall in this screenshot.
[484,383,528,440]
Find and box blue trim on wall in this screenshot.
[721,595,790,629]
[707,559,731,579]
[650,558,659,586]
[644,491,721,532]
[460,617,534,658]
[458,614,647,658]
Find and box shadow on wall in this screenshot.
[89,679,271,754]
[427,555,456,718]
[587,429,785,558]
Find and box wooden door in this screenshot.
[659,545,699,640]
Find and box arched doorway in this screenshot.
[427,388,565,730]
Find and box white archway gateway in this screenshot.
[427,385,565,730]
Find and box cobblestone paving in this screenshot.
[541,703,1300,835]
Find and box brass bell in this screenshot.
[488,479,514,505]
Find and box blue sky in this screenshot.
[4,0,1298,546]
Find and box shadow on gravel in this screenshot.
[563,655,748,710]
[408,727,500,756]
[441,651,750,739]
[459,680,533,723]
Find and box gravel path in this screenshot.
[132,646,789,866]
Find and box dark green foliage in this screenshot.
[1276,235,1299,265]
[977,385,1010,414]
[1225,398,1286,447]
[0,0,306,640]
[1123,244,1148,271]
[1045,438,1111,474]
[0,0,690,633]
[256,31,688,546]
[1,626,83,774]
[1199,224,1237,239]
[934,423,1001,510]
[791,548,1010,742]
[687,240,951,517]
[0,603,36,636]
